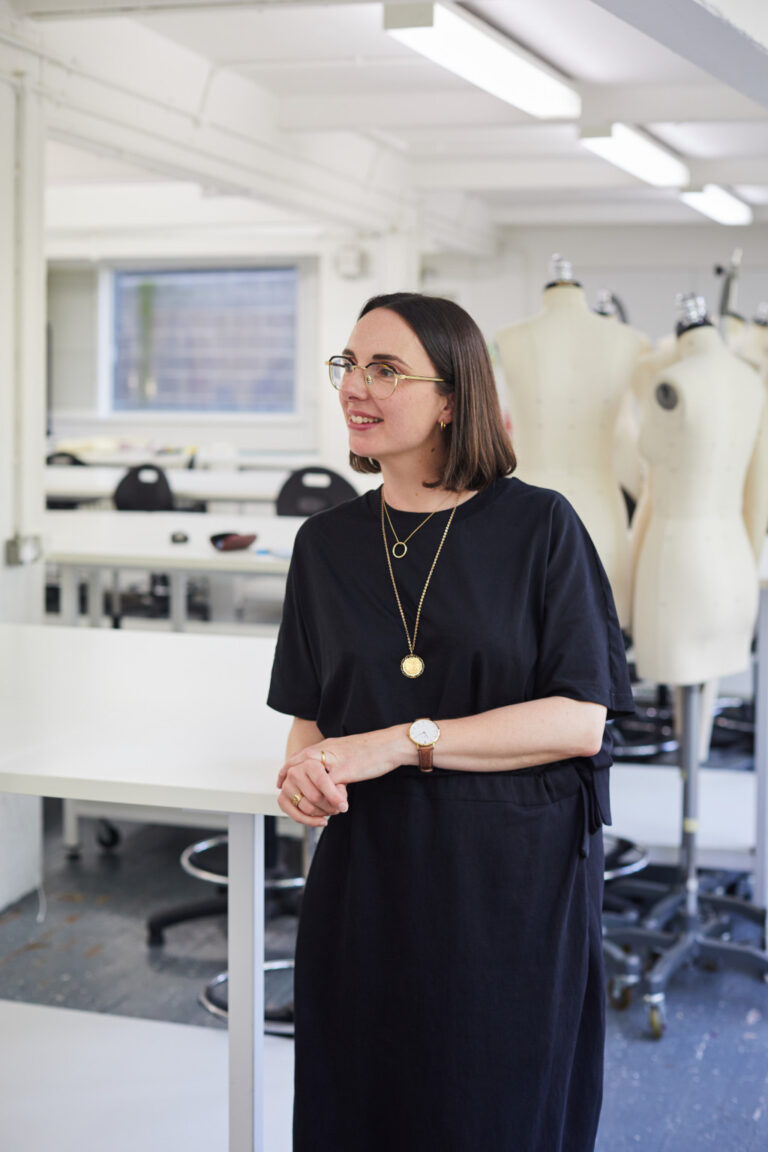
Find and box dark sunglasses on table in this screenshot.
[209,533,257,552]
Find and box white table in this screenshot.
[52,446,194,469]
[43,510,301,630]
[195,448,317,472]
[0,623,291,1151]
[45,466,289,507]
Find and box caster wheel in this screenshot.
[96,821,121,851]
[648,1004,666,1040]
[607,979,632,1011]
[66,847,82,861]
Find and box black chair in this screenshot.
[276,466,357,517]
[113,464,175,512]
[46,451,87,511]
[147,467,359,1019]
[47,451,86,466]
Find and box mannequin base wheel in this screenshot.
[608,910,768,1037]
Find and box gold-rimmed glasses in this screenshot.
[325,356,444,400]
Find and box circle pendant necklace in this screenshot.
[382,496,449,559]
[380,489,458,678]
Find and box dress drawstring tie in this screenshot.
[575,765,603,859]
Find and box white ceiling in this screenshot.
[134,0,713,88]
[30,0,768,240]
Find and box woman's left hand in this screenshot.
[276,726,408,820]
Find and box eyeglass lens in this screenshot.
[328,359,397,399]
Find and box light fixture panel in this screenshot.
[384,2,581,120]
[680,185,753,226]
[581,124,690,188]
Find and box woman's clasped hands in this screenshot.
[276,728,404,826]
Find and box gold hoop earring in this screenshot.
[439,421,447,431]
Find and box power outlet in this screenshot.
[5,535,43,566]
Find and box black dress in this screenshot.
[267,477,634,1152]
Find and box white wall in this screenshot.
[0,78,45,911]
[47,268,99,415]
[423,223,768,346]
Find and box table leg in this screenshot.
[228,813,265,1152]
[87,570,102,627]
[170,571,186,632]
[755,586,768,940]
[59,567,78,626]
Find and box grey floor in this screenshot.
[1,802,767,1151]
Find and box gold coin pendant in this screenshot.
[392,542,407,559]
[401,654,425,678]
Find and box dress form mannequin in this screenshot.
[595,292,647,507]
[720,311,747,351]
[633,298,764,685]
[496,256,648,627]
[738,308,768,562]
[737,307,768,372]
[629,335,680,584]
[613,389,642,504]
[611,301,768,1027]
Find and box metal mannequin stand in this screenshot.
[755,584,768,946]
[607,682,768,1037]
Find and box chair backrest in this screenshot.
[113,464,175,511]
[276,467,357,518]
[47,451,86,466]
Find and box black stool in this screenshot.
[602,834,649,1007]
[148,827,315,1020]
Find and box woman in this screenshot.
[268,293,634,1152]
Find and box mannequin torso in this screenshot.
[629,335,681,584]
[633,325,764,684]
[496,284,647,627]
[736,321,768,560]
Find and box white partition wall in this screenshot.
[317,231,420,485]
[0,73,46,909]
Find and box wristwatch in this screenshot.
[408,718,441,773]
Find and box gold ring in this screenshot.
[291,791,303,808]
[320,750,326,768]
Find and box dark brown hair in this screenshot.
[349,292,516,490]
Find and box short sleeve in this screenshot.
[533,495,635,719]
[267,530,321,722]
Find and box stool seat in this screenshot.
[181,835,228,884]
[603,834,649,882]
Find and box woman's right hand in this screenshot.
[276,745,348,828]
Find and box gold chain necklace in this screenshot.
[382,496,450,559]
[380,490,458,678]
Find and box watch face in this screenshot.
[410,718,440,746]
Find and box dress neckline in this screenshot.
[365,478,506,523]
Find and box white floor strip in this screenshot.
[611,763,755,868]
[0,1001,294,1152]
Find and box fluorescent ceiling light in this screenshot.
[580,124,690,187]
[680,185,753,226]
[383,2,580,120]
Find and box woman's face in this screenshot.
[339,307,453,469]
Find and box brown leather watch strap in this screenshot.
[418,745,434,773]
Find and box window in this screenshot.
[112,267,298,414]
